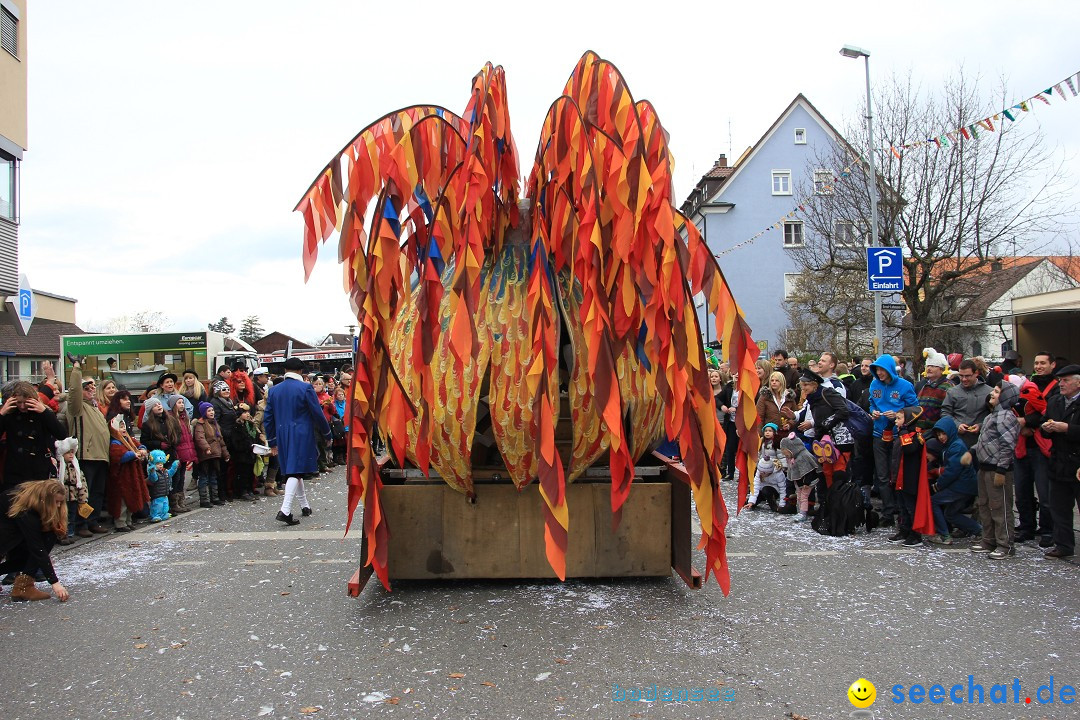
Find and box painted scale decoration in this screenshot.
[294,52,761,594]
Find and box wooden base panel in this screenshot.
[380,482,672,580]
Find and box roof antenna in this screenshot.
[728,118,733,159]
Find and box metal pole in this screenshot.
[862,56,883,354]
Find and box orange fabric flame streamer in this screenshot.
[295,52,759,594]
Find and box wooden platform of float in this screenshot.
[348,455,701,595]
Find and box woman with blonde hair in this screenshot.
[757,371,797,434]
[96,378,118,411]
[179,369,206,418]
[0,480,70,601]
[755,359,773,392]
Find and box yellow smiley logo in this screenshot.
[848,678,876,708]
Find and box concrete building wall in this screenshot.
[34,292,77,324]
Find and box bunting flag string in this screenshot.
[713,66,1079,259]
[881,67,1079,157]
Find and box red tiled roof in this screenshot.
[704,163,734,180]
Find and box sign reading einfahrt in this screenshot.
[867,247,904,292]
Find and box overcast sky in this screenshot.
[17,0,1080,342]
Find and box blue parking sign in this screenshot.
[867,247,904,292]
[18,288,32,317]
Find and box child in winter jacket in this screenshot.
[165,395,196,514]
[780,434,818,523]
[928,416,981,545]
[55,437,90,543]
[193,402,230,508]
[967,382,1021,558]
[229,403,259,501]
[747,423,788,511]
[146,449,178,521]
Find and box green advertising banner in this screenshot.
[61,332,209,355]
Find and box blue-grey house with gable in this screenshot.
[682,94,851,354]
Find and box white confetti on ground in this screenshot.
[52,539,175,589]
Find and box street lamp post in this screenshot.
[840,44,883,355]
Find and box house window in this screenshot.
[5,359,18,380]
[772,171,791,195]
[794,128,806,144]
[0,152,15,222]
[972,340,982,357]
[784,273,801,299]
[814,169,833,195]
[1,6,16,59]
[783,221,803,247]
[29,360,43,379]
[834,220,863,246]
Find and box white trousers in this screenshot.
[280,477,310,516]
[748,470,788,506]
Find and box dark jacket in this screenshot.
[0,407,68,487]
[1040,391,1080,481]
[139,413,181,459]
[851,371,874,411]
[932,416,977,495]
[209,397,237,441]
[805,385,852,449]
[1024,375,1058,427]
[229,419,259,466]
[0,509,59,584]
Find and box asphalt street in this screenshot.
[1,468,1077,720]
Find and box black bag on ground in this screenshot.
[813,476,866,536]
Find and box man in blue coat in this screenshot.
[264,357,332,525]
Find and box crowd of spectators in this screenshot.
[712,348,1080,561]
[0,360,354,601]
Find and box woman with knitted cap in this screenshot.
[165,395,196,513]
[781,434,819,523]
[914,348,951,433]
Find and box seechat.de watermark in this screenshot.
[890,676,1076,706]
[612,683,735,702]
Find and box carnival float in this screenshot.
[294,51,761,595]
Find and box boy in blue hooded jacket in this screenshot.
[928,416,981,544]
[868,354,920,527]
